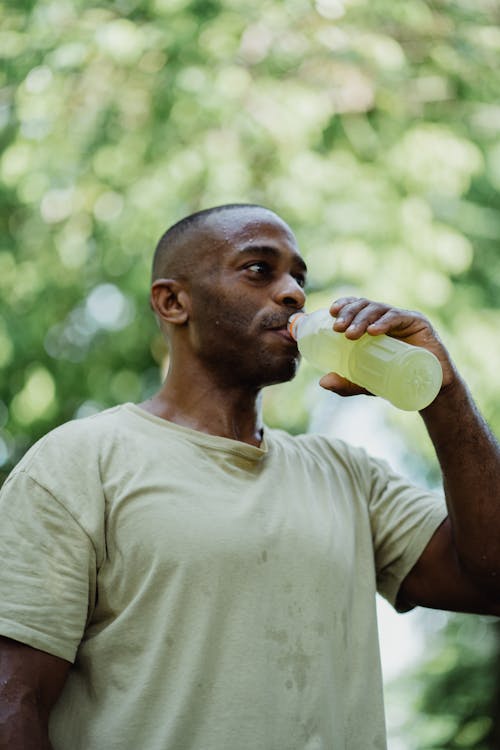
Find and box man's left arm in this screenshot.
[399,375,500,614]
[320,296,500,615]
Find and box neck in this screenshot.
[139,367,264,447]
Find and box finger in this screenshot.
[329,297,371,328]
[332,299,393,339]
[319,372,371,397]
[366,309,428,338]
[329,297,360,316]
[330,298,373,331]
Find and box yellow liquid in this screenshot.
[296,320,442,411]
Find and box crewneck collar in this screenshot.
[123,402,269,461]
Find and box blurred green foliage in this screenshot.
[2,0,500,484]
[387,614,500,749]
[1,0,500,744]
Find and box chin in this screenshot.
[259,358,299,388]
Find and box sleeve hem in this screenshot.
[377,504,448,609]
[0,618,76,663]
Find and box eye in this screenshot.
[293,273,306,288]
[246,261,272,276]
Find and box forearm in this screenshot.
[0,638,69,750]
[0,679,52,750]
[421,375,500,584]
[0,694,53,750]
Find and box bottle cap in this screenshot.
[288,312,305,341]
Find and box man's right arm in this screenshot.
[0,636,71,750]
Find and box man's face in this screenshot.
[187,208,307,389]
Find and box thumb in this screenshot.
[319,372,371,398]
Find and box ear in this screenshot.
[150,278,191,326]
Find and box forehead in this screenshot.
[206,208,301,258]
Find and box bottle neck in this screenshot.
[287,312,306,341]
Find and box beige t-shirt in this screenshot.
[0,404,446,750]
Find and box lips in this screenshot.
[266,326,296,344]
[262,314,294,330]
[261,312,301,345]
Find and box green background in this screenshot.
[1,0,500,746]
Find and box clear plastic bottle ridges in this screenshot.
[288,309,442,411]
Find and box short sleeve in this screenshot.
[0,470,96,662]
[367,456,448,609]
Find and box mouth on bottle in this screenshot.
[287,312,304,341]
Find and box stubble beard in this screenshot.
[190,293,299,391]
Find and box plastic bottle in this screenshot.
[288,309,442,411]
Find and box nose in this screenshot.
[274,274,306,310]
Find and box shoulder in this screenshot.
[265,425,365,456]
[13,405,129,473]
[265,426,373,477]
[0,406,132,546]
[3,404,134,504]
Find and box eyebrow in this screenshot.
[236,244,308,274]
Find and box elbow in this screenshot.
[458,555,500,610]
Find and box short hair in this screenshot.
[151,203,271,282]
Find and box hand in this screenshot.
[318,296,457,396]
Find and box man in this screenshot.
[0,203,499,750]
